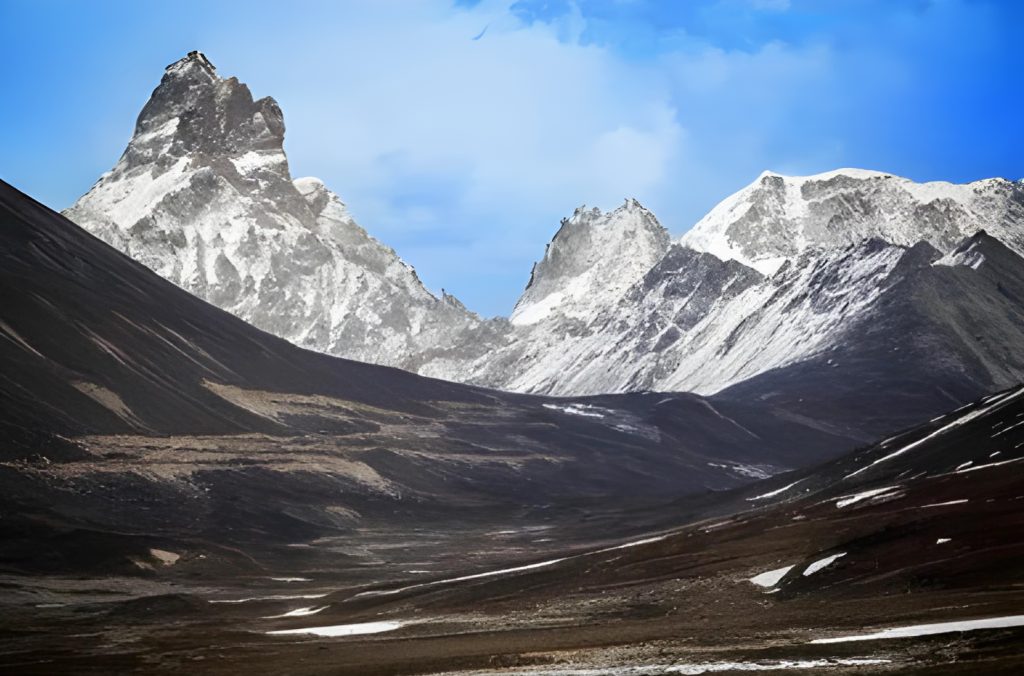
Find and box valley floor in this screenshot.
[3,448,1023,675]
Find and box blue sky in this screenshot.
[1,0,1022,316]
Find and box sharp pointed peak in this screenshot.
[166,50,217,76]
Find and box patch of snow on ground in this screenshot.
[542,403,608,418]
[835,487,901,508]
[667,659,892,674]
[955,457,1024,473]
[936,538,952,545]
[803,553,846,576]
[210,593,327,604]
[436,658,890,675]
[267,620,405,637]
[270,577,311,582]
[604,535,669,551]
[921,499,969,508]
[749,565,794,588]
[264,606,328,619]
[707,462,773,479]
[355,556,571,598]
[731,464,773,480]
[747,479,803,501]
[358,530,677,598]
[810,614,1024,644]
[993,420,1024,437]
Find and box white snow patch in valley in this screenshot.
[731,464,772,480]
[993,420,1024,437]
[666,659,892,674]
[438,658,890,675]
[835,487,901,508]
[543,403,608,418]
[749,565,794,588]
[936,538,952,545]
[357,530,676,598]
[811,614,1024,643]
[267,620,405,637]
[605,534,669,551]
[263,606,329,619]
[803,553,846,576]
[954,457,1024,474]
[707,462,773,480]
[270,577,311,582]
[354,556,572,598]
[747,479,803,501]
[210,593,327,604]
[921,499,969,508]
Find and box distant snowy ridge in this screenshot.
[680,168,1024,274]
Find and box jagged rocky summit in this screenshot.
[65,51,501,371]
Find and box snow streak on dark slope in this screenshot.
[0,178,860,573]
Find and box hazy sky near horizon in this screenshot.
[2,0,1022,315]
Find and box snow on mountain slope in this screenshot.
[437,223,1024,446]
[510,200,670,326]
[64,51,499,371]
[681,168,1024,275]
[462,238,905,397]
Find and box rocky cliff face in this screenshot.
[65,52,501,371]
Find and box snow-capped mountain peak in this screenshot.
[681,168,1024,275]
[510,198,670,326]
[64,52,493,372]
